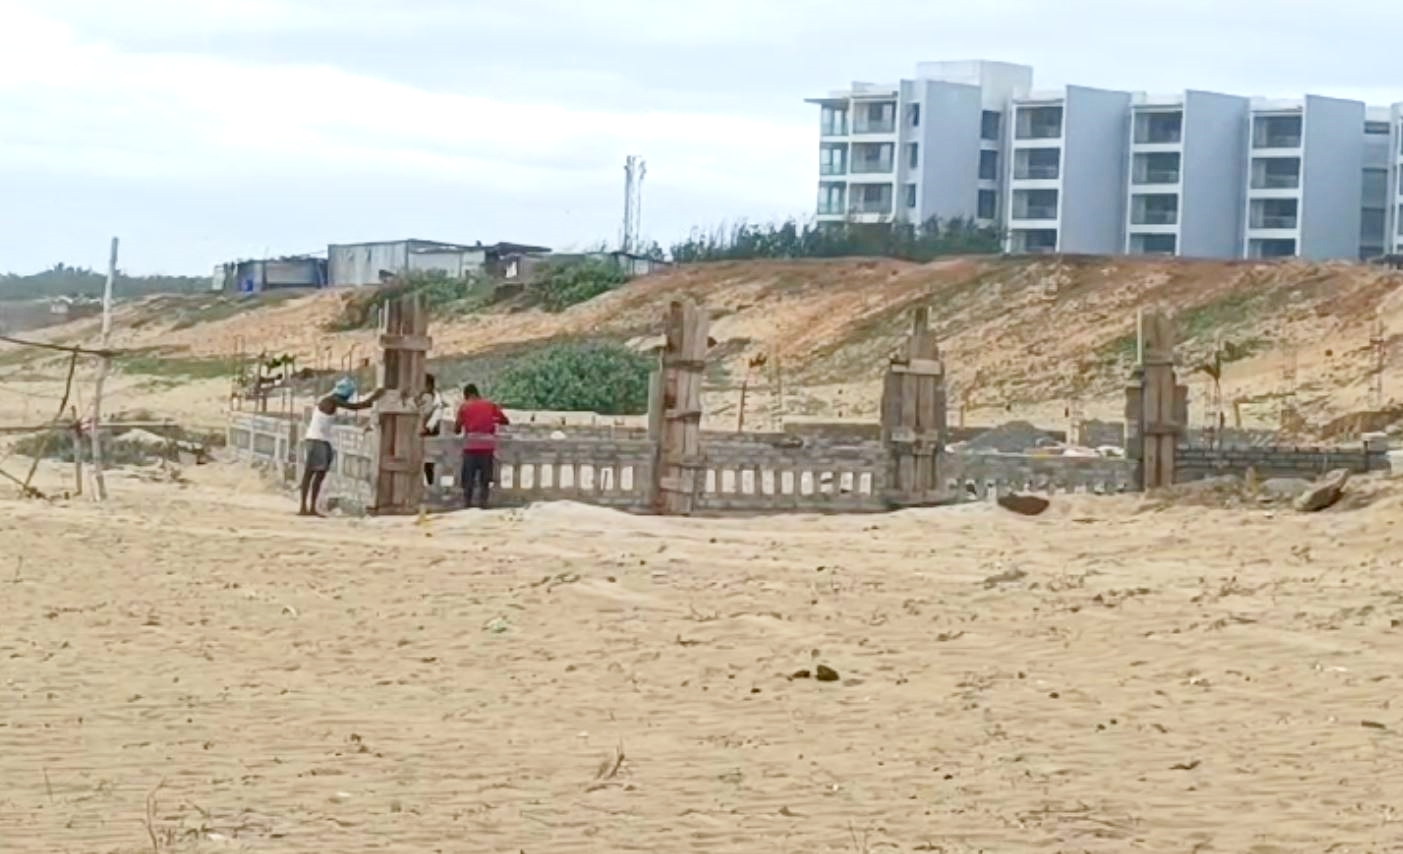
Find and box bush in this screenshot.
[490,342,652,414]
[537,261,630,312]
[670,216,1001,263]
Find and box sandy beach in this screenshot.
[3,462,1403,852]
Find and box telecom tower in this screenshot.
[621,155,647,254]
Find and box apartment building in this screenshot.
[807,61,1032,228]
[809,60,1403,261]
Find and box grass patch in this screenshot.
[1180,290,1264,342]
[324,272,497,332]
[1097,332,1138,365]
[164,290,306,330]
[115,350,238,380]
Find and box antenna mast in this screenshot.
[621,155,647,254]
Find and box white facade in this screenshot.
[809,61,1403,261]
[807,61,1032,228]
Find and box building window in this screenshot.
[909,104,920,127]
[907,143,919,169]
[979,150,998,181]
[978,190,996,220]
[1365,120,1390,135]
[905,184,917,208]
[981,110,1001,141]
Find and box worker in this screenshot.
[299,378,384,517]
[454,383,509,509]
[418,373,448,487]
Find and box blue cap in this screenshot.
[331,377,357,400]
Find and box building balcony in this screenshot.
[1011,207,1059,221]
[817,202,845,216]
[1250,215,1299,230]
[1014,165,1061,181]
[852,120,895,135]
[821,122,848,137]
[849,200,894,215]
[1253,136,1302,150]
[819,162,847,176]
[1132,210,1179,226]
[850,158,893,174]
[1133,170,1180,185]
[1250,174,1301,190]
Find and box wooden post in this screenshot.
[370,293,431,515]
[1128,310,1180,490]
[652,299,708,515]
[89,236,118,501]
[71,408,83,497]
[881,308,946,506]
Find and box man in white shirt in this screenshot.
[418,373,448,487]
[299,378,385,516]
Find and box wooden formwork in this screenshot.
[1126,310,1184,490]
[371,293,431,515]
[880,307,947,506]
[651,299,709,515]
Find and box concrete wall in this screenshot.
[1060,86,1133,253]
[1300,96,1365,260]
[1176,444,1389,483]
[910,79,983,223]
[1180,91,1249,258]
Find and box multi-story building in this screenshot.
[807,61,1032,229]
[808,60,1403,261]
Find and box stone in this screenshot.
[1258,477,1311,503]
[1294,469,1350,513]
[814,665,840,683]
[997,493,1050,516]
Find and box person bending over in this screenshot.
[299,378,384,516]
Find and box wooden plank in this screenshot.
[889,358,944,376]
[378,334,431,352]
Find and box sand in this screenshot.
[4,461,1403,852]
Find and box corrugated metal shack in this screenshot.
[327,240,551,287]
[216,256,327,294]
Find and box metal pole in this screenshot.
[90,236,118,501]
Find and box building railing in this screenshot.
[1014,165,1060,180]
[819,162,847,176]
[817,201,845,215]
[1133,170,1180,184]
[1251,215,1299,229]
[849,200,894,215]
[1011,207,1058,220]
[852,120,895,134]
[1132,209,1179,225]
[850,158,893,174]
[1016,125,1062,140]
[1254,135,1302,149]
[821,121,848,136]
[1251,174,1300,190]
[1134,130,1183,145]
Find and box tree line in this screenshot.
[0,263,207,302]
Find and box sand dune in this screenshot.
[3,462,1403,852]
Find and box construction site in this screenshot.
[3,254,1403,852]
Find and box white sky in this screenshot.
[2,0,1401,274]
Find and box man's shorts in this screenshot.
[304,439,335,473]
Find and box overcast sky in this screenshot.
[2,0,1401,275]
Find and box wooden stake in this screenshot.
[89,237,118,501]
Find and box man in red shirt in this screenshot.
[454,383,509,508]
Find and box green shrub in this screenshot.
[537,261,630,312]
[490,342,652,414]
[670,216,1002,263]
